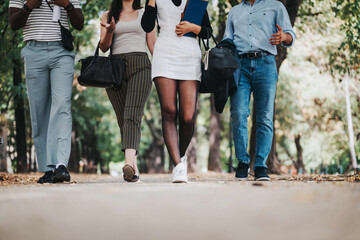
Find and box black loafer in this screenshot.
[122,165,135,182]
[37,171,54,184]
[254,167,270,181]
[125,175,139,183]
[235,162,249,181]
[53,165,71,183]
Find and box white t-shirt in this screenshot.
[9,0,81,42]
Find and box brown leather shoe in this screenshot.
[122,165,135,182]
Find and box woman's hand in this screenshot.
[175,21,200,37]
[100,16,116,32]
[99,12,115,53]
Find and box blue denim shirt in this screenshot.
[223,0,296,55]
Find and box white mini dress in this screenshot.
[151,0,202,81]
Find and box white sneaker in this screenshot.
[172,156,188,183]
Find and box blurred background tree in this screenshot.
[0,0,359,174]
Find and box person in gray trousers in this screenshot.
[9,0,84,183]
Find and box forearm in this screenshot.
[68,8,84,30]
[190,24,201,35]
[9,8,30,31]
[147,41,154,55]
[146,31,156,55]
[148,0,155,7]
[198,11,212,39]
[100,30,114,52]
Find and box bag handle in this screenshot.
[199,27,217,51]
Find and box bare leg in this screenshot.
[178,80,199,157]
[154,77,181,166]
[125,149,136,170]
[133,155,139,175]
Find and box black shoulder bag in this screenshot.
[77,41,127,89]
[199,30,238,93]
[45,0,74,51]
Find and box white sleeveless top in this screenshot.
[112,10,147,55]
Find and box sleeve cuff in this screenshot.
[281,31,296,48]
[9,3,24,8]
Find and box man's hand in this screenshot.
[100,17,116,32]
[26,0,43,10]
[48,0,70,8]
[269,24,292,46]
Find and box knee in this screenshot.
[180,112,195,126]
[162,105,177,122]
[256,115,273,131]
[53,97,71,115]
[230,109,249,125]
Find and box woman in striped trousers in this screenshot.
[100,0,156,182]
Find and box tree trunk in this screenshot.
[186,100,200,172]
[344,73,358,171]
[294,134,305,173]
[13,61,27,173]
[186,135,198,172]
[27,139,32,172]
[208,95,222,172]
[0,113,8,172]
[145,138,165,174]
[144,112,165,173]
[249,102,256,172]
[266,124,281,174]
[68,123,80,173]
[228,121,234,173]
[205,0,228,172]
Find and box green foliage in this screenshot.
[329,0,360,76]
[0,0,25,112]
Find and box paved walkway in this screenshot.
[0,173,359,240]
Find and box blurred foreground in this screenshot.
[1,173,359,240]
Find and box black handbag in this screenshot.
[59,24,74,51]
[45,0,74,51]
[77,41,126,88]
[199,32,238,93]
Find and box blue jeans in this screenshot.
[230,55,278,169]
[21,41,75,172]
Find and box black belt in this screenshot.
[239,51,271,59]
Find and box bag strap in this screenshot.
[181,0,189,20]
[200,28,217,51]
[94,39,114,57]
[45,0,64,28]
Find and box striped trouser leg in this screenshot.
[122,54,152,151]
[106,80,127,139]
[106,53,152,152]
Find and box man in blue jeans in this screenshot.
[9,0,84,183]
[224,0,295,181]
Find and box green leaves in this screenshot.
[329,0,360,76]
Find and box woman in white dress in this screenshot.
[141,0,212,183]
